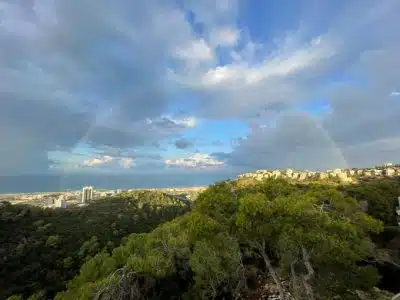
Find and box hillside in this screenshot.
[3,177,400,300]
[0,191,190,299]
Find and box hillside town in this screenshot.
[237,163,400,183]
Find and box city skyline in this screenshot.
[1,1,400,187]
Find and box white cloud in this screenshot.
[224,43,400,171]
[168,31,338,121]
[200,65,241,87]
[145,115,197,131]
[82,156,114,167]
[174,39,214,62]
[210,27,239,47]
[178,34,336,89]
[2,0,400,177]
[60,155,136,170]
[0,0,201,175]
[165,153,224,169]
[180,117,197,128]
[170,1,400,127]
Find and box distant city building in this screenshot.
[55,198,67,208]
[82,186,94,203]
[384,168,396,177]
[319,173,328,180]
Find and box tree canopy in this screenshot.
[4,178,400,299]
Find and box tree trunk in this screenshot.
[258,246,285,299]
[290,259,300,300]
[301,247,315,300]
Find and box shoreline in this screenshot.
[0,185,207,197]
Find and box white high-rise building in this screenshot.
[82,186,94,203]
[55,198,68,208]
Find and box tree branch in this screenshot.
[290,259,300,300]
[259,246,285,300]
[301,247,315,300]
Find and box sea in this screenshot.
[0,172,239,194]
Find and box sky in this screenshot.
[1,0,400,186]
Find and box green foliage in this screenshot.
[27,290,46,300]
[252,177,299,198]
[79,236,101,259]
[234,188,383,298]
[7,296,23,300]
[342,179,400,225]
[67,252,118,290]
[189,233,242,299]
[3,178,399,299]
[185,211,223,241]
[194,181,238,226]
[46,235,61,247]
[0,191,190,299]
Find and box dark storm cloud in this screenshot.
[0,0,195,174]
[225,46,400,171]
[174,138,194,149]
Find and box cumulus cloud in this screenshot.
[170,1,400,122]
[209,27,239,47]
[82,156,114,167]
[225,43,400,171]
[0,0,198,175]
[57,155,136,171]
[2,0,400,178]
[146,116,197,130]
[225,114,347,171]
[170,33,337,119]
[174,39,214,62]
[201,36,334,88]
[165,153,224,169]
[185,0,400,171]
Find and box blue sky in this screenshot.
[1,0,400,185]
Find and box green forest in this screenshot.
[2,178,400,300]
[1,191,190,299]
